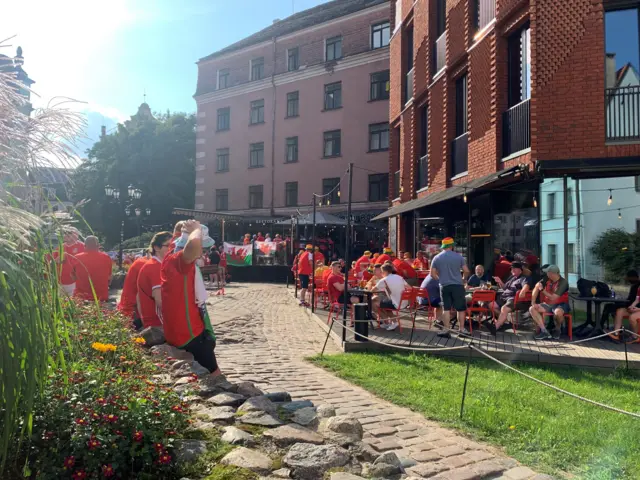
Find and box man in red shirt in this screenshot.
[137,232,172,329]
[314,246,325,266]
[162,220,220,376]
[392,256,418,285]
[326,261,356,305]
[297,244,313,306]
[374,248,393,265]
[355,251,372,271]
[118,253,149,325]
[74,236,113,302]
[52,230,85,296]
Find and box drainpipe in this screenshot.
[270,36,277,217]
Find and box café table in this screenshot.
[570,295,630,337]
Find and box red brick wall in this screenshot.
[426,78,447,195]
[447,0,469,65]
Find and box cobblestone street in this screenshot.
[207,283,548,480]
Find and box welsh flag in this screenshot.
[224,242,252,267]
[255,241,277,255]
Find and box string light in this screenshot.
[337,191,341,197]
[607,189,613,206]
[463,188,467,203]
[533,195,538,208]
[618,209,622,220]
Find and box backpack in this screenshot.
[577,278,611,298]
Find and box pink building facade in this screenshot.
[194,0,391,222]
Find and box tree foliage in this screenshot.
[71,108,195,246]
[589,228,640,282]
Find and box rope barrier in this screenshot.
[469,345,640,419]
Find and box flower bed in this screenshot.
[6,301,193,480]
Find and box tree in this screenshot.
[71,105,195,246]
[589,228,640,282]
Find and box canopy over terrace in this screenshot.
[277,212,348,226]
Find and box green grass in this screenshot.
[311,353,640,479]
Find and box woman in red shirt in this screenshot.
[137,232,172,329]
[118,253,149,328]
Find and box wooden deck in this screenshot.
[311,310,640,369]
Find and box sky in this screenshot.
[0,0,330,156]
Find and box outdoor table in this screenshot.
[348,288,376,319]
[570,295,630,337]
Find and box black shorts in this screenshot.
[380,299,395,309]
[299,274,310,289]
[440,284,466,311]
[183,331,218,373]
[500,298,530,312]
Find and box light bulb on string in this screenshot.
[608,189,613,206]
[533,195,538,208]
[337,191,341,197]
[463,188,467,203]
[618,209,622,220]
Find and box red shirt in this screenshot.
[494,259,512,281]
[74,251,113,301]
[322,268,332,288]
[375,254,391,265]
[362,270,373,281]
[314,252,325,266]
[355,255,371,271]
[412,258,429,270]
[118,257,148,317]
[219,251,227,268]
[393,258,417,279]
[137,258,163,328]
[161,250,204,347]
[297,251,313,276]
[257,235,265,241]
[327,273,344,302]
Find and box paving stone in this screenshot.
[462,450,495,463]
[431,467,480,480]
[407,462,451,478]
[436,445,466,457]
[370,438,401,452]
[504,466,537,480]
[368,426,398,437]
[472,459,508,478]
[411,450,442,462]
[396,430,419,440]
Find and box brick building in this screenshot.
[193,0,392,242]
[375,0,640,280]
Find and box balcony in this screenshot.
[433,31,446,76]
[502,99,531,157]
[404,67,414,105]
[417,154,428,190]
[394,170,400,198]
[606,86,640,142]
[475,0,495,31]
[451,133,468,177]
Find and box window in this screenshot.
[371,21,390,49]
[324,82,342,110]
[566,187,574,216]
[635,176,640,192]
[369,123,389,151]
[394,0,402,31]
[249,185,263,209]
[507,24,531,106]
[547,244,557,266]
[455,75,468,136]
[286,91,299,117]
[323,130,341,157]
[568,243,576,274]
[370,70,390,101]
[288,47,299,71]
[217,107,230,131]
[547,192,556,219]
[250,57,264,81]
[218,69,230,90]
[216,148,229,172]
[436,0,446,36]
[322,177,340,204]
[419,105,428,157]
[369,173,389,201]
[215,189,228,211]
[249,142,264,168]
[285,137,298,163]
[285,181,298,206]
[325,36,342,61]
[250,99,264,124]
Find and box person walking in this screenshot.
[430,237,470,338]
[297,244,314,306]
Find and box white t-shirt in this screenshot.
[376,274,408,309]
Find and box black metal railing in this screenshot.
[451,133,468,177]
[502,99,530,157]
[404,67,414,105]
[417,154,428,190]
[475,0,495,31]
[606,86,640,142]
[394,170,400,198]
[433,32,446,75]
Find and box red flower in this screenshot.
[72,470,87,480]
[171,406,182,413]
[153,442,164,452]
[154,412,162,417]
[165,430,176,436]
[92,412,101,420]
[87,437,101,450]
[104,414,118,423]
[114,430,123,436]
[119,406,129,411]
[157,452,172,465]
[63,456,75,469]
[96,398,107,406]
[133,431,144,442]
[43,431,55,441]
[101,464,115,477]
[75,418,88,426]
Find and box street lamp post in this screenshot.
[105,184,146,270]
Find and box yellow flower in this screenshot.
[509,425,516,430]
[91,342,117,353]
[134,337,146,345]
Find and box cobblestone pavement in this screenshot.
[207,283,549,480]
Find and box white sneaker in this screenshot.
[386,322,399,331]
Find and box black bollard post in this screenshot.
[460,344,473,419]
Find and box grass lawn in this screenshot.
[311,353,640,480]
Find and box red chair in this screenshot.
[412,287,437,329]
[541,309,573,340]
[377,288,416,332]
[466,290,496,334]
[326,293,355,326]
[314,277,329,309]
[512,289,532,334]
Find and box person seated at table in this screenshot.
[374,248,394,265]
[372,263,410,331]
[403,252,413,265]
[326,262,359,305]
[355,250,372,271]
[412,251,429,270]
[529,265,570,340]
[466,264,490,289]
[418,272,441,308]
[314,246,326,266]
[627,295,640,343]
[392,255,418,286]
[365,265,383,291]
[322,262,333,288]
[486,262,529,335]
[607,270,640,341]
[315,260,329,281]
[493,251,512,282]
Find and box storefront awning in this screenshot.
[372,169,518,221]
[172,208,284,223]
[536,155,640,178]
